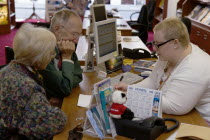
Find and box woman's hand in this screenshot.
[57,40,75,60]
[114,82,128,92]
[49,97,62,107]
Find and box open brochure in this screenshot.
[83,77,117,139]
[175,123,210,140]
[126,85,162,119]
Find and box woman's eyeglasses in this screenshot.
[152,39,175,49]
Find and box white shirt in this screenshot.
[135,43,210,122]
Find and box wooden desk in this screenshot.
[76,36,150,66]
[82,18,132,36]
[84,10,121,18]
[53,72,208,140]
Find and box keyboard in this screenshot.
[110,72,143,87]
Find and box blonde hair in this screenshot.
[13,23,56,68]
[50,8,80,31]
[154,17,190,48]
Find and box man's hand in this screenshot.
[57,40,75,60]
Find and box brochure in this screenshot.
[84,78,116,139]
[126,85,162,119]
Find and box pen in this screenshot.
[119,75,124,82]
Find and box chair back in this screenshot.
[181,17,191,35]
[137,5,149,44]
[147,0,156,30]
[138,5,148,25]
[5,46,14,64]
[128,5,149,44]
[0,46,14,69]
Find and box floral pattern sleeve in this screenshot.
[0,62,67,139]
[18,87,67,139]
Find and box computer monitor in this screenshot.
[94,0,105,4]
[91,4,107,22]
[94,19,118,64]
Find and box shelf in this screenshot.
[0,24,9,26]
[153,0,168,27]
[183,0,210,54]
[0,0,16,34]
[195,0,210,5]
[10,24,15,30]
[154,17,162,22]
[10,12,15,17]
[155,14,163,21]
[158,6,164,10]
[189,17,210,29]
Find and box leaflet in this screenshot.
[126,85,162,119]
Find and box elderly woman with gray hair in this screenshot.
[0,23,67,139]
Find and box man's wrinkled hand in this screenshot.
[57,40,75,60]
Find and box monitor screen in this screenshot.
[94,19,118,64]
[95,0,104,4]
[91,4,107,22]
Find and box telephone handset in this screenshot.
[123,48,151,59]
[113,116,179,140]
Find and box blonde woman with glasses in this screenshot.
[115,17,210,125]
[0,23,67,139]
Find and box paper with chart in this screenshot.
[126,85,162,119]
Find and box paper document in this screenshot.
[126,85,162,119]
[77,94,92,108]
[175,123,210,140]
[166,131,177,140]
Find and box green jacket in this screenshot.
[39,51,83,98]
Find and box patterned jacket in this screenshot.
[0,61,67,139]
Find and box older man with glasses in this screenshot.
[115,17,210,125]
[39,9,83,101]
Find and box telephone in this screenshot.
[123,48,152,59]
[113,116,179,140]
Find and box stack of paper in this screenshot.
[175,123,210,140]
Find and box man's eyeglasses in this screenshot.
[60,25,81,39]
[152,39,175,49]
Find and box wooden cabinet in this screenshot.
[153,0,168,27]
[182,0,210,54]
[0,0,15,34]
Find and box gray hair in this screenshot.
[50,8,80,31]
[13,23,56,68]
